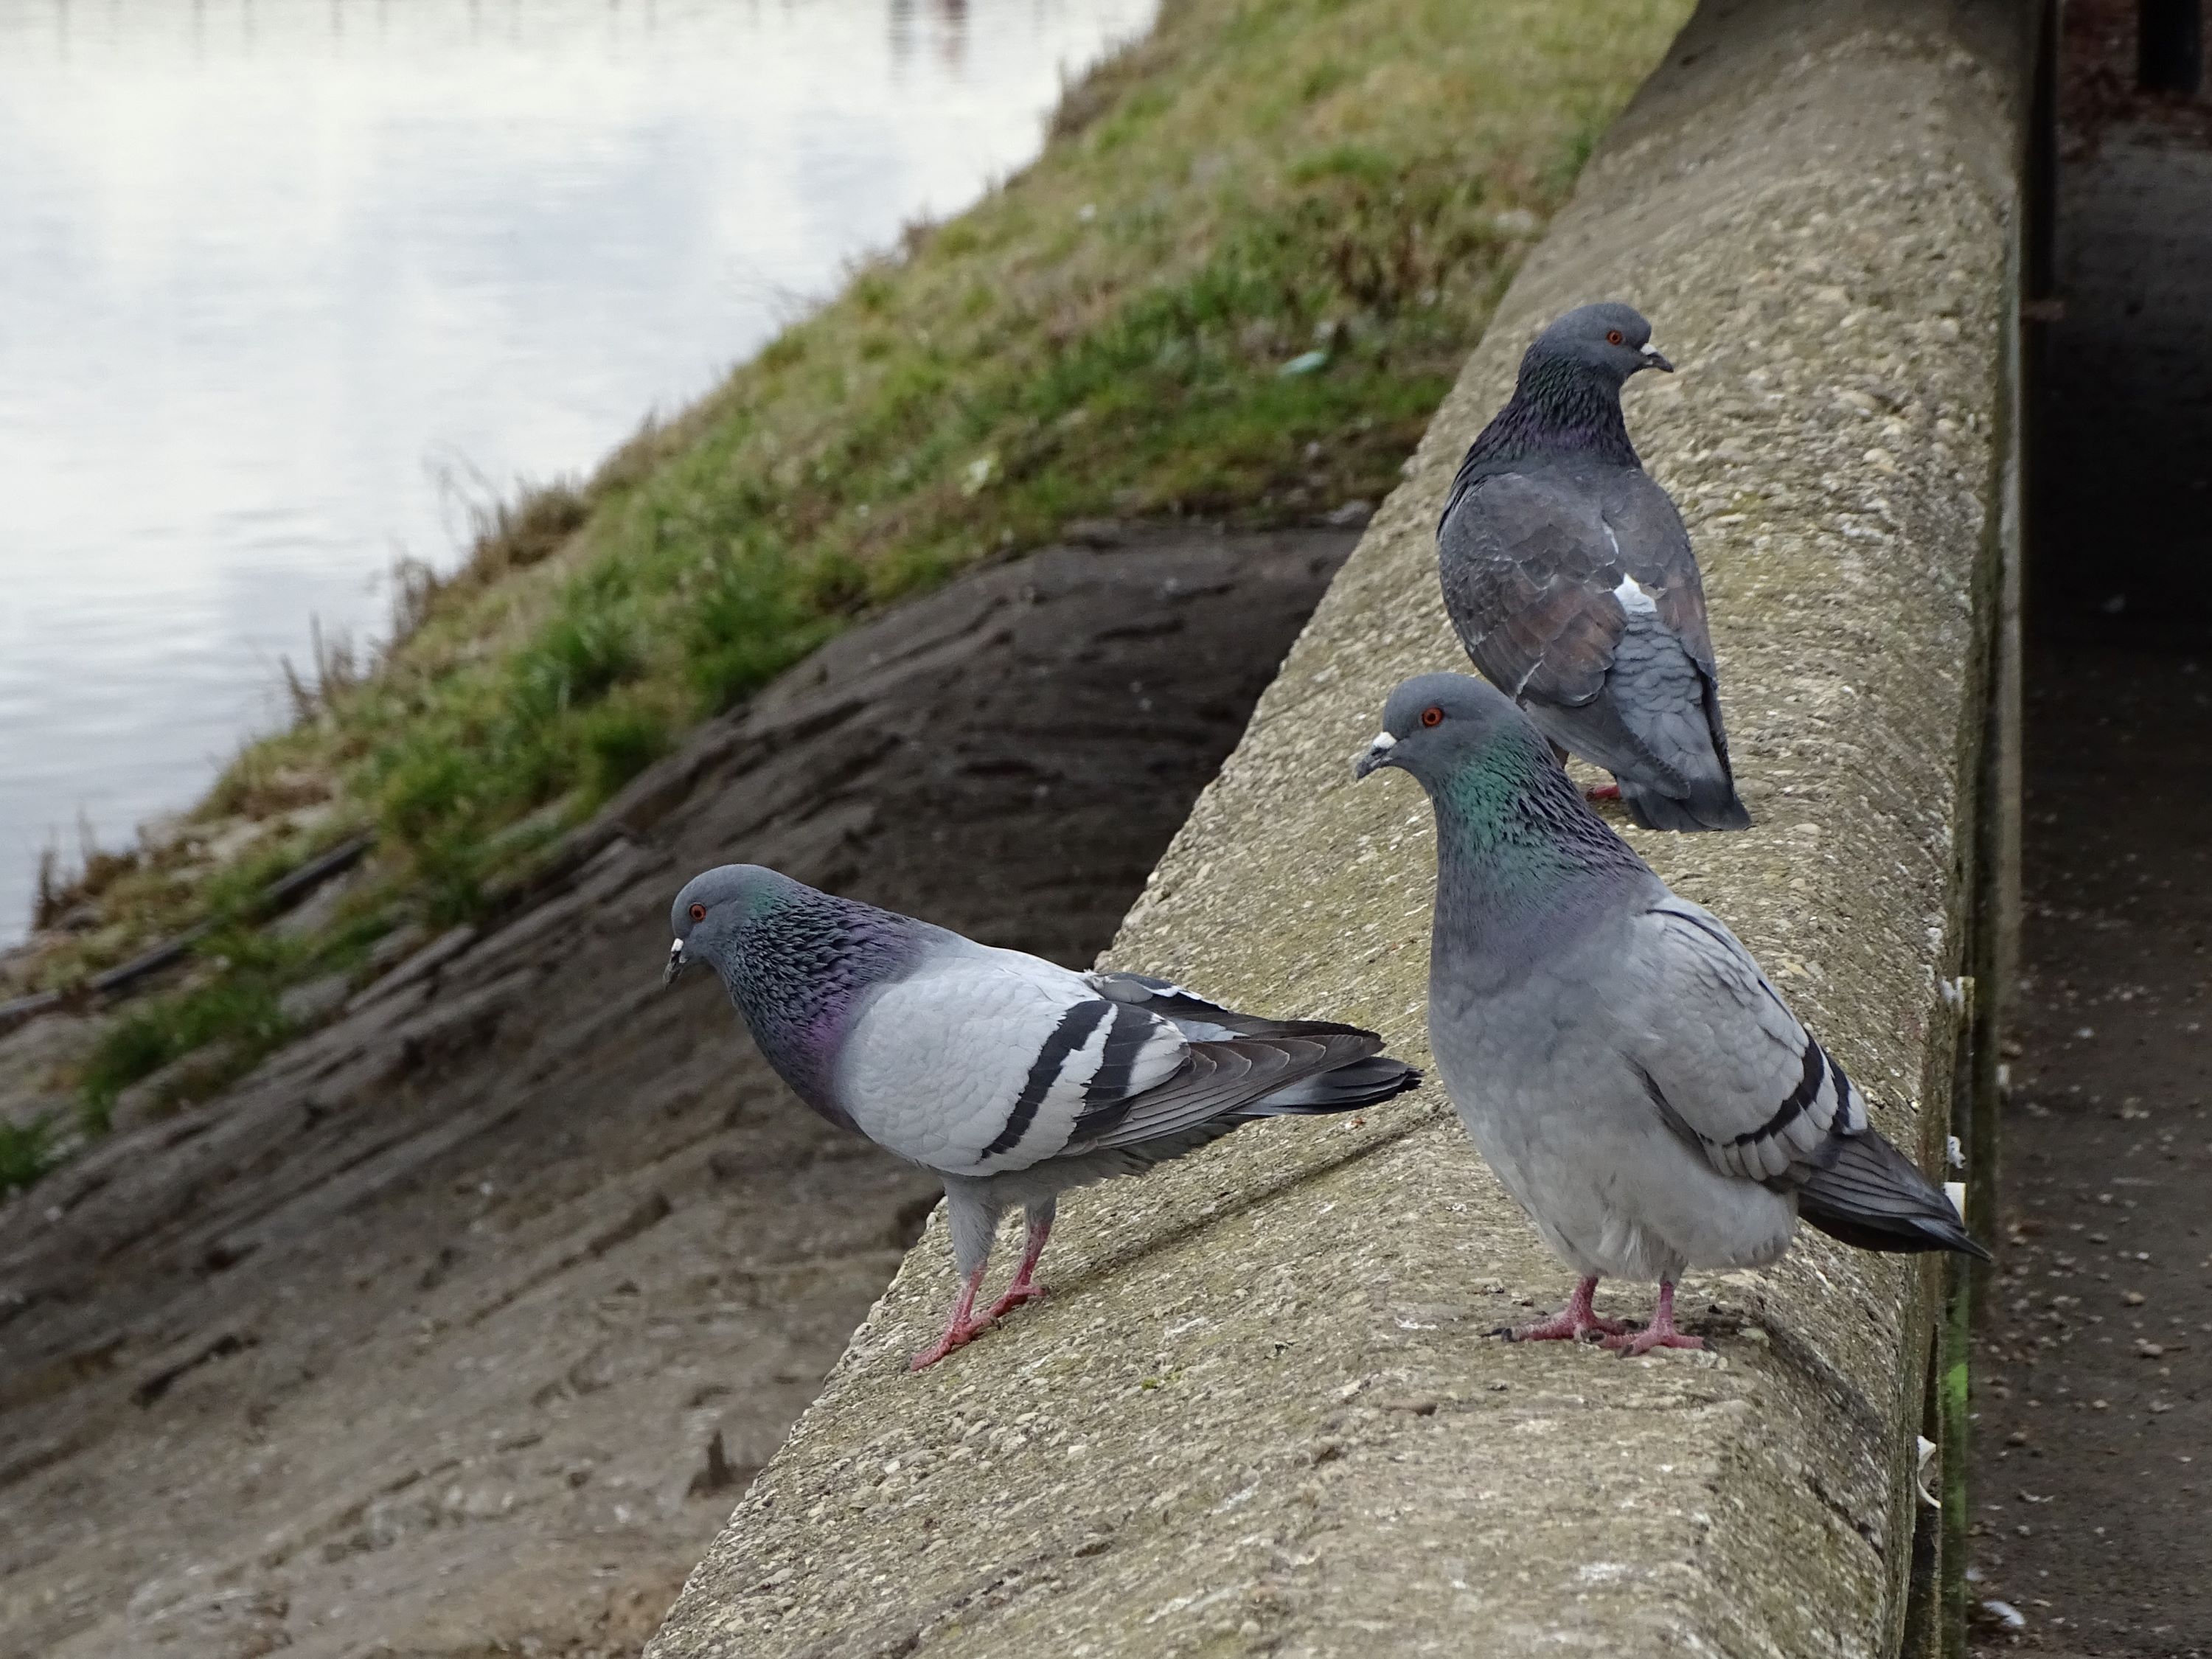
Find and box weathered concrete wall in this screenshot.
[647,2,2029,1653]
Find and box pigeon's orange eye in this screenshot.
[1420,706,1444,728]
[1605,329,1624,345]
[689,902,706,922]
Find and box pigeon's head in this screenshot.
[665,863,794,987]
[1354,672,1540,787]
[1528,301,1672,382]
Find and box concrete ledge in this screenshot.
[647,2,2027,1653]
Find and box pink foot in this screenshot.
[984,1281,1046,1324]
[1585,783,1623,802]
[1497,1276,1627,1343]
[1602,1281,1705,1356]
[981,1209,1054,1327]
[909,1261,995,1371]
[909,1315,996,1371]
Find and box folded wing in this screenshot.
[1439,467,1746,830]
[1624,901,1985,1257]
[835,949,1419,1181]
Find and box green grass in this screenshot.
[293,0,1688,914]
[77,938,296,1126]
[1,1116,59,1197]
[12,0,1691,1152]
[69,902,401,1123]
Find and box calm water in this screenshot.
[0,0,1152,945]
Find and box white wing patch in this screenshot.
[1612,571,1658,616]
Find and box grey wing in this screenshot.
[1596,469,1719,675]
[1085,971,1276,1039]
[1520,630,1699,793]
[1621,901,1867,1186]
[1522,605,1717,790]
[836,958,1189,1176]
[1592,473,1746,825]
[1622,901,1982,1256]
[1438,470,1627,709]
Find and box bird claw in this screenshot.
[908,1315,997,1371]
[1495,1310,1629,1343]
[1584,783,1623,803]
[1492,1277,1625,1343]
[984,1282,1047,1324]
[1602,1326,1705,1357]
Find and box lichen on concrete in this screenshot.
[645,3,2028,1654]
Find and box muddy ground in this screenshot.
[0,524,1354,1659]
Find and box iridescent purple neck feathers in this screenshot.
[712,886,921,1122]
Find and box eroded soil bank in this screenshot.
[0,525,1352,1659]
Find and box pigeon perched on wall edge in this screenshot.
[1437,302,1750,832]
[667,865,1421,1369]
[1356,672,1983,1354]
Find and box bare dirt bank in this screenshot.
[0,524,1352,1659]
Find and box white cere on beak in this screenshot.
[1370,731,1397,751]
[1639,341,1663,361]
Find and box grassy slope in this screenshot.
[5,0,1688,1172]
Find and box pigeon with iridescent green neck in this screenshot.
[1356,672,1983,1354]
[666,865,1420,1369]
[1437,302,1750,832]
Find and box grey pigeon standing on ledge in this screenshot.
[1436,302,1750,832]
[666,865,1420,1369]
[1356,673,1983,1354]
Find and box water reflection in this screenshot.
[0,0,1153,943]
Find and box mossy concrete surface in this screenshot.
[645,3,2029,1654]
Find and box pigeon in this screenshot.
[666,865,1421,1369]
[1436,302,1750,832]
[1354,672,1984,1354]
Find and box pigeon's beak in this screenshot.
[1354,731,1399,781]
[663,937,689,987]
[1638,341,1674,374]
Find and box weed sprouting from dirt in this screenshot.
[0,1116,59,1195]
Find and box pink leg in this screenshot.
[1585,782,1623,802]
[1604,1280,1705,1356]
[1498,1276,1629,1342]
[984,1211,1053,1324]
[909,1262,995,1371]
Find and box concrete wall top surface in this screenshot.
[648,2,2028,1652]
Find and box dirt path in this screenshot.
[0,524,1354,1659]
[1967,10,2212,1652]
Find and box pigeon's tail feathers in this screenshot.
[1526,694,1684,799]
[1619,773,1752,833]
[1798,1130,1990,1260]
[1237,1054,1422,1116]
[1612,670,1750,831]
[1081,1030,1412,1152]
